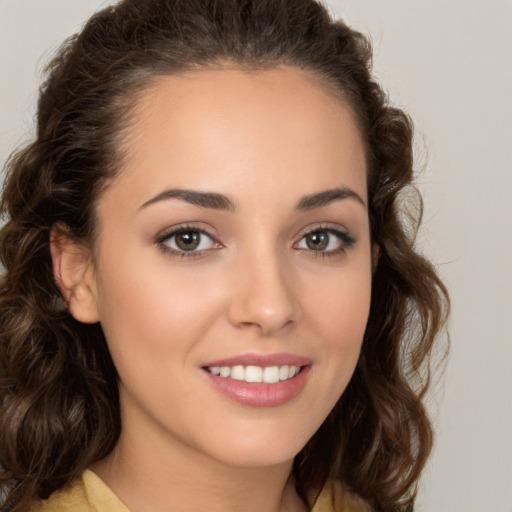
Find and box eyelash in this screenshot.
[155,225,221,258]
[155,224,356,259]
[294,225,357,258]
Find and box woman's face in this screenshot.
[82,67,372,469]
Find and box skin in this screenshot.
[53,66,373,512]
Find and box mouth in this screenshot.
[201,354,311,407]
[205,364,302,384]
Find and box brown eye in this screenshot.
[304,231,329,251]
[295,227,356,254]
[159,228,218,254]
[175,231,201,251]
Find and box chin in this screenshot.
[212,444,302,469]
[195,420,316,469]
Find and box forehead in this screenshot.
[105,66,367,211]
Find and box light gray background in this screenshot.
[1,1,511,511]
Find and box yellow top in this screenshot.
[34,470,370,512]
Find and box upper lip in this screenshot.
[202,352,312,368]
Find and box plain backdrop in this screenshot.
[1,1,511,511]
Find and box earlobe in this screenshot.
[50,225,100,324]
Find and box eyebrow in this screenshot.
[140,189,236,211]
[140,186,366,212]
[296,187,366,210]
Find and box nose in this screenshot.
[227,249,300,336]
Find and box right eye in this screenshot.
[157,227,220,256]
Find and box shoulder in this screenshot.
[310,481,372,512]
[32,470,130,512]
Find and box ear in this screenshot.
[371,243,380,273]
[50,225,100,324]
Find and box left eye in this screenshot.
[160,229,217,252]
[296,229,350,252]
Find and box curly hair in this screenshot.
[0,0,449,511]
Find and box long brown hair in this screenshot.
[0,1,449,510]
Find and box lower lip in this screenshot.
[203,366,311,407]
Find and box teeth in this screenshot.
[263,366,280,384]
[230,365,245,380]
[245,365,263,383]
[279,365,290,381]
[207,365,301,383]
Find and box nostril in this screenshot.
[226,258,300,334]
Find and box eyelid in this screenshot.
[155,223,222,257]
[293,223,357,254]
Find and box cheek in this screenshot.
[93,247,225,372]
[309,255,371,327]
[302,257,372,380]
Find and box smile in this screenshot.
[206,365,301,383]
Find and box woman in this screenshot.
[0,0,449,511]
